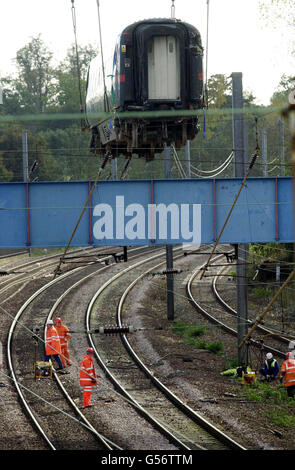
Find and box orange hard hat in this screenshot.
[286,352,292,358]
[87,347,94,354]
[54,317,61,324]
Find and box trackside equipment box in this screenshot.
[34,361,52,379]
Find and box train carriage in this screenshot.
[86,18,204,161]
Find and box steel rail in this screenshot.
[86,247,194,451]
[212,266,294,358]
[117,256,247,451]
[0,247,118,314]
[86,245,245,450]
[6,248,130,450]
[44,245,163,450]
[0,246,113,291]
[0,250,28,260]
[0,245,99,275]
[7,267,85,450]
[186,258,285,360]
[6,245,162,450]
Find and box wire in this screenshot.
[205,0,210,93]
[70,0,86,130]
[171,145,186,178]
[96,0,110,113]
[191,151,234,174]
[0,368,119,449]
[191,152,234,178]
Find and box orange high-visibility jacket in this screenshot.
[55,324,71,347]
[80,355,97,387]
[46,326,62,356]
[280,359,295,387]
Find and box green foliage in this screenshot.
[14,35,55,114]
[171,321,223,354]
[266,408,295,428]
[224,357,239,370]
[252,287,273,299]
[0,35,99,182]
[250,243,294,263]
[205,341,224,354]
[243,381,285,404]
[172,320,206,337]
[243,381,295,427]
[0,33,292,183]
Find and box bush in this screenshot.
[252,287,273,299]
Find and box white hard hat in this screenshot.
[47,320,53,325]
[266,352,273,360]
[288,341,295,350]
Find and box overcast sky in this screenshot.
[0,0,294,105]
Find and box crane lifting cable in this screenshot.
[96,0,110,113]
[70,0,87,130]
[203,0,210,138]
[171,0,176,19]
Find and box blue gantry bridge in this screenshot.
[0,177,293,248]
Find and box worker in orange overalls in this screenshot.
[280,352,295,398]
[44,320,63,370]
[54,317,71,367]
[80,348,98,408]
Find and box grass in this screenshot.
[252,287,273,299]
[266,408,295,428]
[224,357,239,370]
[171,320,223,355]
[240,381,295,428]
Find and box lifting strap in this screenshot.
[70,0,87,130]
[96,0,110,113]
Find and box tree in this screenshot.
[259,0,295,28]
[0,123,62,182]
[52,44,97,119]
[59,44,97,81]
[12,35,55,114]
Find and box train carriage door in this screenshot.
[147,36,180,100]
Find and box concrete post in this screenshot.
[261,129,267,177]
[185,140,191,178]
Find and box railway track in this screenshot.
[6,255,121,450]
[86,248,246,450]
[212,265,295,359]
[0,246,105,303]
[186,256,295,362]
[0,246,127,317]
[5,245,178,450]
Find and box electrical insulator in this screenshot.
[93,325,135,335]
